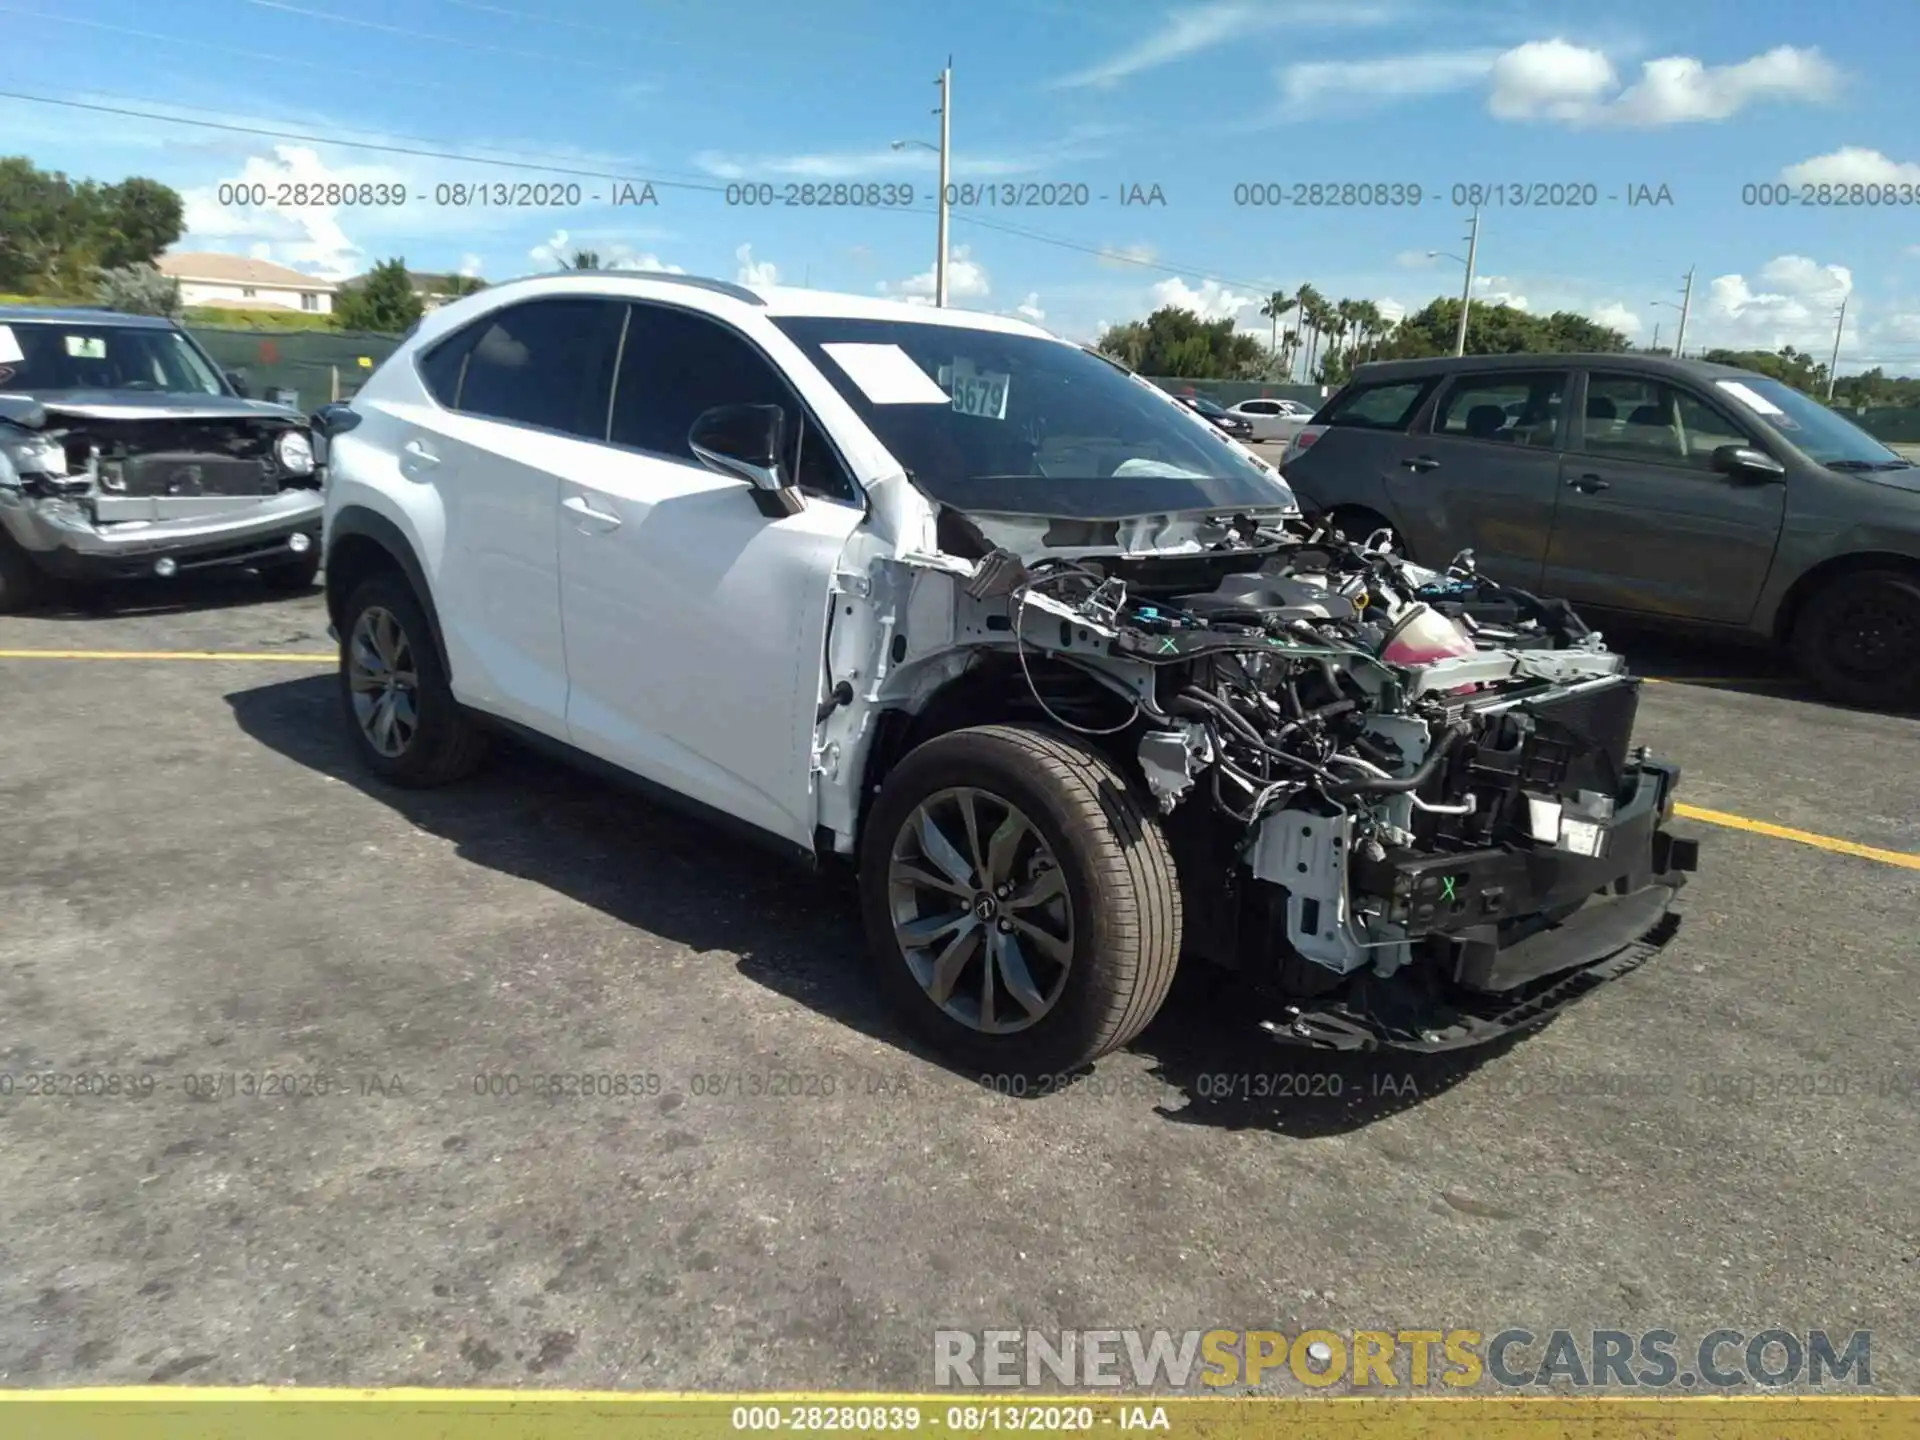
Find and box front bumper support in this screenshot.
[0,487,323,582]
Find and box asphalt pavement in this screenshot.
[0,573,1914,1394]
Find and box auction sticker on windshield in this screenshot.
[821,342,952,405]
[1715,379,1786,417]
[62,335,108,360]
[947,357,1010,420]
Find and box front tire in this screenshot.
[259,551,321,592]
[0,530,45,614]
[337,573,489,785]
[1790,569,1920,711]
[859,724,1182,1077]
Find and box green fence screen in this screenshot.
[188,326,405,410]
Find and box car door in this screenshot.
[1542,371,1788,623]
[557,301,866,849]
[398,295,624,734]
[1234,399,1281,440]
[1381,369,1571,588]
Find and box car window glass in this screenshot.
[1433,372,1567,448]
[417,329,472,408]
[454,298,625,440]
[610,304,855,501]
[1241,400,1275,415]
[1584,375,1748,470]
[1321,379,1432,431]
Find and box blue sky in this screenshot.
[6,0,1919,369]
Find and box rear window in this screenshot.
[1317,378,1435,432]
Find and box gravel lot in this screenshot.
[0,572,1915,1394]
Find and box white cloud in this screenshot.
[1015,292,1046,323]
[528,230,681,273]
[880,245,991,303]
[1487,40,1617,121]
[1585,301,1643,338]
[1374,297,1407,325]
[1053,1,1395,89]
[1695,254,1852,352]
[458,253,484,279]
[1780,148,1920,186]
[1471,275,1529,311]
[178,144,385,279]
[604,248,684,273]
[528,230,572,269]
[734,243,778,287]
[1149,276,1261,323]
[1281,49,1498,116]
[1488,39,1837,127]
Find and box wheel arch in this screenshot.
[1769,550,1920,646]
[324,506,450,675]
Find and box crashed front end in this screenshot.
[0,395,323,586]
[865,501,1698,1054]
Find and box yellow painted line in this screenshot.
[1675,802,1920,871]
[1642,675,1793,687]
[0,648,333,662]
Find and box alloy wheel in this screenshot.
[886,786,1075,1035]
[347,605,420,758]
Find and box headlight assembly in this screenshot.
[276,429,315,476]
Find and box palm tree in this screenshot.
[1295,286,1330,382]
[1349,299,1385,363]
[1259,289,1295,365]
[569,250,600,270]
[1330,298,1363,375]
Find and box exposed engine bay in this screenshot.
[826,499,1700,1053]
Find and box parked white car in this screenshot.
[316,271,1695,1074]
[1227,397,1317,443]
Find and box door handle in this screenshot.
[1567,474,1610,493]
[562,494,622,530]
[1401,455,1439,472]
[398,438,440,479]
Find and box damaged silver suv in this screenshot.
[320,272,1698,1074]
[0,305,323,610]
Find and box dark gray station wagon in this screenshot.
[1281,353,1920,709]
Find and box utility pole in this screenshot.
[1453,208,1479,357]
[1673,266,1694,358]
[1650,321,1661,354]
[935,60,952,308]
[1826,294,1848,400]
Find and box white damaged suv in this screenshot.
[319,272,1697,1075]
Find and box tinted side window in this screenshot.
[1320,379,1435,431]
[1434,372,1567,448]
[1240,400,1277,415]
[416,329,471,407]
[455,298,626,439]
[1583,374,1754,471]
[610,304,854,501]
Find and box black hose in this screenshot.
[1323,724,1466,796]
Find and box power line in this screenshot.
[427,0,699,43]
[236,0,640,73]
[0,5,474,93]
[0,88,1288,298]
[0,90,731,196]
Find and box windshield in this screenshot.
[0,321,226,396]
[773,316,1288,519]
[1714,377,1907,468]
[1187,395,1226,416]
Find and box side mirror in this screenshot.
[1711,443,1786,482]
[311,402,360,440]
[224,369,251,398]
[689,403,804,517]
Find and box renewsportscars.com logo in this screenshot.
[932,1328,1873,1390]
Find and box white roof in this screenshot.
[459,270,1060,340]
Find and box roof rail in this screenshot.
[488,269,766,306]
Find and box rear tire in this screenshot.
[1790,569,1920,711]
[0,531,45,614]
[337,573,489,786]
[859,724,1182,1078]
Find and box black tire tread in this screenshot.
[1790,567,1920,710]
[339,574,488,787]
[865,723,1182,1070]
[0,530,43,614]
